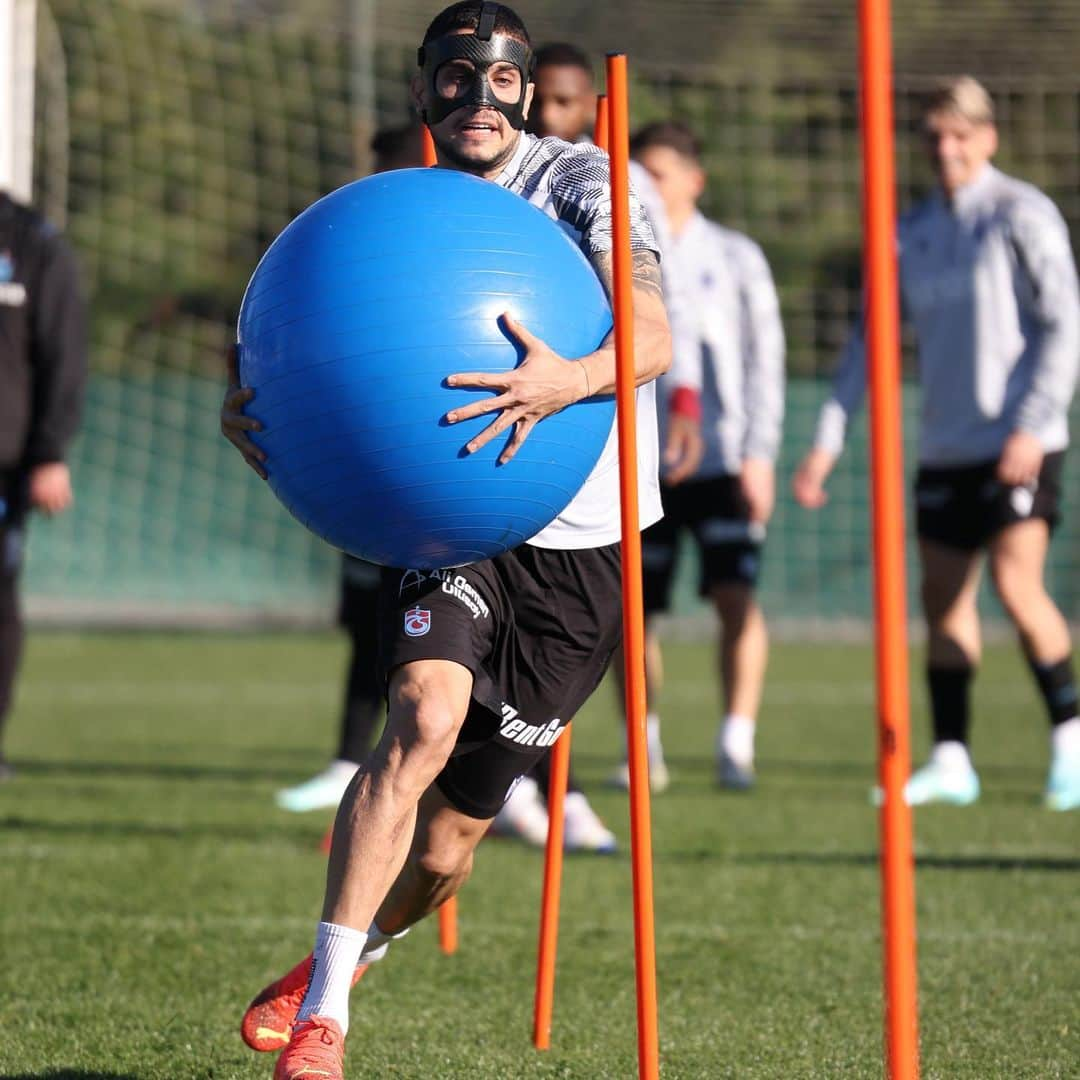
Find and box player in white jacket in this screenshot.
[793,77,1080,810]
[612,121,785,791]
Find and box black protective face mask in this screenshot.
[417,10,533,130]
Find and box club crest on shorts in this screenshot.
[404,605,432,637]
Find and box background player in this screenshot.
[0,190,87,781]
[793,76,1080,810]
[612,121,785,791]
[526,41,596,145]
[221,4,673,1076]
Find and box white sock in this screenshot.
[358,921,410,966]
[930,740,974,772]
[720,714,755,768]
[326,760,360,777]
[1051,716,1080,757]
[646,714,664,763]
[297,921,367,1032]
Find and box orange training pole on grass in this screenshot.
[439,896,458,955]
[607,53,660,1080]
[856,1,920,1077]
[425,118,458,960]
[531,93,612,1052]
[532,722,573,1048]
[593,93,609,153]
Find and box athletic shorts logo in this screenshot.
[1010,485,1035,518]
[498,703,565,748]
[404,606,431,637]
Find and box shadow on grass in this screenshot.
[0,814,327,848]
[735,851,1080,873]
[12,757,303,783]
[2,1072,137,1079]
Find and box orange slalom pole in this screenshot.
[422,125,437,167]
[438,896,458,955]
[856,1,920,1076]
[607,53,660,1080]
[594,93,610,152]
[532,722,573,1049]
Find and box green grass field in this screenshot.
[0,632,1077,1079]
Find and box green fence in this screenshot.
[24,375,1080,626]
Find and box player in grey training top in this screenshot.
[793,76,1080,811]
[612,121,785,793]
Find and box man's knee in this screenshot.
[990,556,1042,623]
[412,802,485,882]
[380,662,471,790]
[711,585,757,631]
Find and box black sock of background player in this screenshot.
[927,664,973,745]
[532,746,583,800]
[1025,654,1080,728]
[336,631,384,764]
[0,576,23,761]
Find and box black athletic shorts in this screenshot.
[377,543,623,819]
[914,451,1064,552]
[641,475,765,615]
[338,554,381,631]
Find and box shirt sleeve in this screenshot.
[738,239,786,461]
[26,226,88,466]
[549,144,658,261]
[1007,194,1080,441]
[813,307,868,456]
[627,159,699,393]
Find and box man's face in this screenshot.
[412,33,534,178]
[527,63,595,142]
[923,110,997,196]
[634,145,704,222]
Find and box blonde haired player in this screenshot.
[794,76,1080,810]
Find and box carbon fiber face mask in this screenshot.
[417,10,533,129]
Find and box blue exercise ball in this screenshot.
[238,167,614,569]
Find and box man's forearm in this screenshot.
[578,250,672,396]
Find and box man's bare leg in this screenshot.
[322,659,473,929]
[712,583,767,787]
[293,659,473,1032]
[989,520,1080,808]
[375,785,493,933]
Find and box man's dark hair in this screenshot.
[534,41,593,78]
[630,120,703,163]
[370,123,421,166]
[422,1,530,46]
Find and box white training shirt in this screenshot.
[655,213,786,477]
[815,164,1080,465]
[493,132,664,549]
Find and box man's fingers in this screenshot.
[245,457,269,480]
[500,312,538,349]
[445,392,510,424]
[445,371,506,392]
[224,427,267,464]
[223,410,262,432]
[224,385,255,409]
[464,409,518,455]
[498,418,536,465]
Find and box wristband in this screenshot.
[669,386,702,422]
